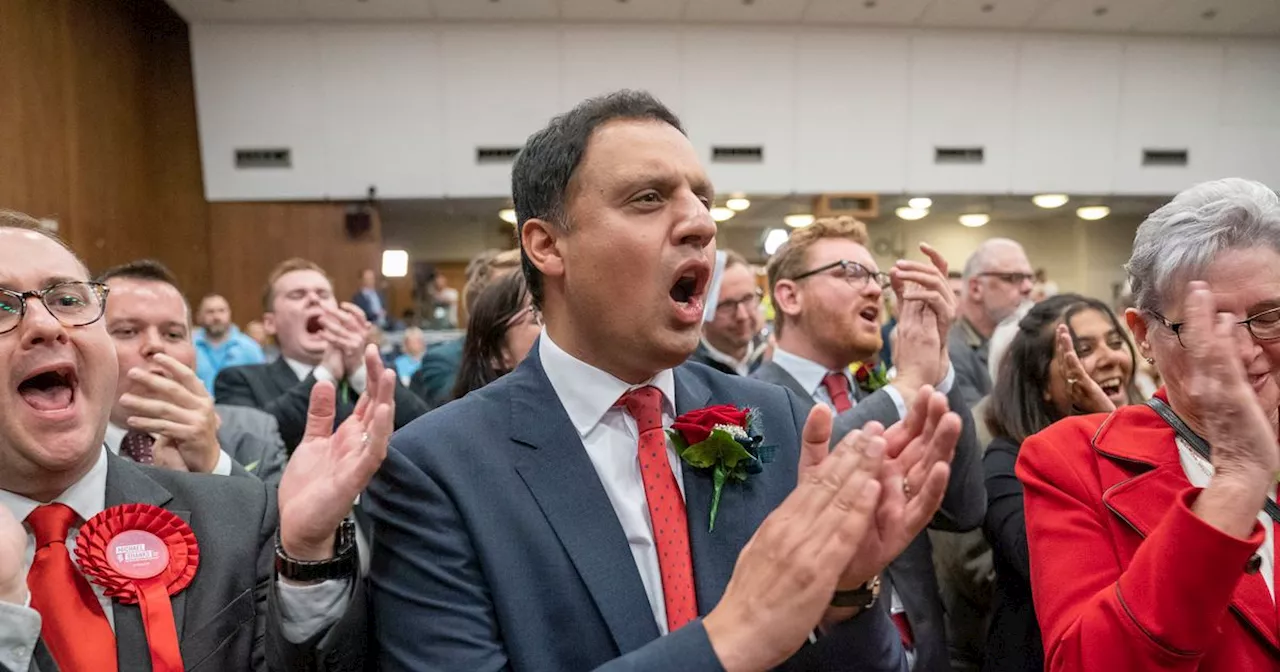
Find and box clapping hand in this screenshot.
[318,303,372,382]
[1054,324,1116,414]
[0,506,25,605]
[279,344,394,563]
[889,243,956,407]
[826,387,960,601]
[702,404,884,672]
[119,353,223,473]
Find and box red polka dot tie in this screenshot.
[120,430,156,464]
[618,386,697,633]
[821,371,854,413]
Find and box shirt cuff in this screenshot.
[275,577,353,644]
[313,365,335,384]
[883,384,909,422]
[212,450,234,476]
[0,598,41,672]
[347,364,368,396]
[936,362,955,395]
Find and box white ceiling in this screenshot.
[165,0,1280,37]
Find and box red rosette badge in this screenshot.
[75,504,199,672]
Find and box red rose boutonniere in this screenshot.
[854,361,891,395]
[668,405,774,531]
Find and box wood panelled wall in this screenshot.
[0,0,210,297]
[0,0,383,325]
[208,203,383,323]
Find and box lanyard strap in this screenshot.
[1146,397,1280,524]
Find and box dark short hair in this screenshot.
[97,259,181,288]
[511,90,685,308]
[985,293,1138,443]
[723,249,750,270]
[451,271,532,400]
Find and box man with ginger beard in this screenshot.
[365,90,964,671]
[752,216,983,672]
[0,210,387,671]
[97,259,286,484]
[216,258,428,452]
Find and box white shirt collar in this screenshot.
[699,337,756,376]
[771,347,852,397]
[283,356,315,382]
[104,423,126,455]
[0,447,109,528]
[538,330,677,438]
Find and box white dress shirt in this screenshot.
[284,357,367,395]
[1177,438,1276,600]
[104,422,234,476]
[0,447,349,671]
[770,348,955,420]
[698,338,757,377]
[539,332,685,635]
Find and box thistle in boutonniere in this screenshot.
[854,361,891,395]
[667,405,775,532]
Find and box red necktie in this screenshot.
[618,386,697,633]
[893,612,915,650]
[26,503,119,672]
[119,430,155,465]
[821,371,854,413]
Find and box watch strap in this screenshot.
[275,518,358,582]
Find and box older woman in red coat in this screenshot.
[1018,177,1280,670]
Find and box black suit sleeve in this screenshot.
[215,366,316,451]
[928,383,985,533]
[982,440,1030,583]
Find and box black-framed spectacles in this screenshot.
[1148,306,1280,348]
[977,272,1035,285]
[0,282,109,335]
[792,260,890,291]
[715,289,764,318]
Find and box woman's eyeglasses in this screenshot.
[504,305,542,329]
[1148,305,1280,347]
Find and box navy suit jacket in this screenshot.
[365,344,907,671]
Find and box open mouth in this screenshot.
[858,305,881,325]
[18,365,78,413]
[305,315,324,334]
[1096,377,1123,398]
[669,261,711,318]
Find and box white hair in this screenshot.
[961,238,1026,280]
[1126,178,1280,315]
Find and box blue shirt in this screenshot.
[394,352,424,385]
[194,325,266,392]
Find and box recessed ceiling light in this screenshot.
[907,197,933,210]
[895,206,928,221]
[784,213,815,228]
[1076,205,1111,220]
[499,208,517,225]
[763,228,790,255]
[711,207,736,222]
[1032,194,1070,209]
[726,197,751,211]
[959,213,990,228]
[1093,6,1109,16]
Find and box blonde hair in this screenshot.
[262,258,331,312]
[765,216,870,335]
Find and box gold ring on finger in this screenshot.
[903,481,913,499]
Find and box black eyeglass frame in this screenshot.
[791,260,891,290]
[1147,305,1280,348]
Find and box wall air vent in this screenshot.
[934,146,984,165]
[476,146,522,163]
[711,146,764,163]
[234,148,291,169]
[1142,148,1189,167]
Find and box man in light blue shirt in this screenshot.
[194,293,265,392]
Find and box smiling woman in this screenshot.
[1017,178,1280,671]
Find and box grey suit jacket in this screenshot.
[946,325,991,410]
[750,359,985,672]
[215,404,287,486]
[19,453,364,672]
[365,348,908,671]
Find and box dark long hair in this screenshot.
[986,293,1138,443]
[451,271,533,400]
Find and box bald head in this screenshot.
[960,238,1034,338]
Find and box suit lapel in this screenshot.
[508,352,660,654]
[1096,411,1280,653]
[103,454,189,671]
[268,357,300,394]
[674,367,756,617]
[758,361,811,401]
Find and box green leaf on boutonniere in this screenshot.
[709,465,727,532]
[678,429,754,470]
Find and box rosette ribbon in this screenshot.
[75,504,200,672]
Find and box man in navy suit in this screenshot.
[365,90,962,671]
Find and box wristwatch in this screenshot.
[275,518,358,582]
[830,575,881,609]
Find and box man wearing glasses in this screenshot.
[753,216,984,672]
[689,250,768,376]
[952,239,1035,408]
